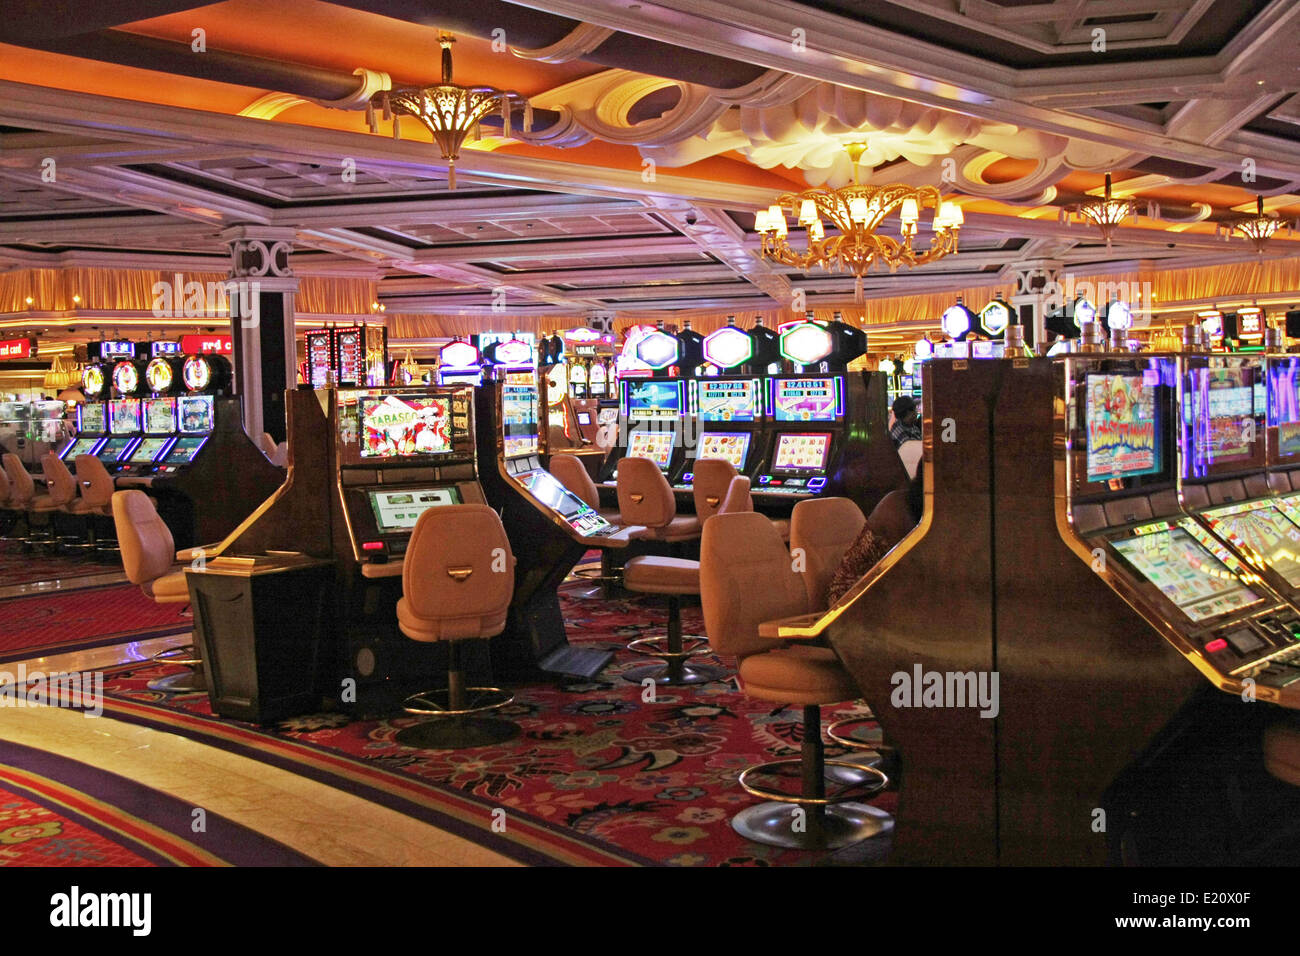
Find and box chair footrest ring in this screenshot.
[626,635,711,660]
[402,687,514,718]
[826,715,881,751]
[151,644,202,669]
[738,758,888,806]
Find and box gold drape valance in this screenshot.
[0,268,377,316]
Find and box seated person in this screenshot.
[889,395,922,446]
[825,462,924,606]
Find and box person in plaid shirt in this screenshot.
[890,395,922,447]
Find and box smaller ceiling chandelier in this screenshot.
[754,143,963,304]
[1067,173,1138,247]
[369,34,530,189]
[1233,196,1290,254]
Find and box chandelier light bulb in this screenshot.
[848,197,869,224]
[798,199,817,226]
[901,198,919,225]
[808,219,824,241]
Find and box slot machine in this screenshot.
[58,400,107,463]
[99,396,143,472]
[597,325,698,485]
[675,321,766,489]
[436,340,483,387]
[475,377,636,679]
[116,344,185,476]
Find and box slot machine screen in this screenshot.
[501,383,540,459]
[698,379,758,422]
[163,436,207,464]
[773,378,839,422]
[624,380,682,420]
[1202,500,1300,588]
[696,432,751,470]
[108,399,141,435]
[577,411,592,426]
[1083,372,1162,482]
[1188,365,1258,467]
[519,470,612,537]
[589,364,607,395]
[129,437,172,463]
[368,487,462,533]
[96,437,135,462]
[772,433,832,474]
[77,403,106,434]
[143,397,176,434]
[61,437,103,460]
[360,395,453,458]
[178,395,214,434]
[1111,524,1260,622]
[627,430,675,471]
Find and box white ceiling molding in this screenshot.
[510,23,617,63]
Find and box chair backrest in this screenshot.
[73,454,116,508]
[867,488,917,545]
[549,454,600,510]
[111,490,176,586]
[616,455,675,528]
[700,511,809,661]
[402,504,516,641]
[717,474,754,516]
[790,496,867,611]
[3,453,35,506]
[898,439,922,479]
[40,453,78,506]
[691,457,738,521]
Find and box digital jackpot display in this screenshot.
[502,383,540,459]
[772,377,839,422]
[108,399,141,435]
[698,379,758,422]
[1084,372,1160,482]
[360,395,453,458]
[178,395,215,434]
[624,380,682,420]
[696,432,751,470]
[1111,522,1260,623]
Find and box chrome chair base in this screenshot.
[621,660,729,686]
[147,644,206,694]
[731,801,893,850]
[395,716,521,751]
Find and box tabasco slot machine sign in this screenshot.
[0,338,33,359]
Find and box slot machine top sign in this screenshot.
[779,321,833,365]
[439,341,479,370]
[635,330,680,370]
[145,357,176,394]
[183,355,213,392]
[979,299,1011,337]
[82,364,106,399]
[703,325,754,369]
[941,303,975,340]
[112,360,140,396]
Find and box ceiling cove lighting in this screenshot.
[755,143,962,303]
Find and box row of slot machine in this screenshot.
[597,315,877,506]
[62,342,231,477]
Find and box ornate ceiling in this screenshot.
[0,0,1298,339]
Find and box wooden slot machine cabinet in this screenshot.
[764,351,1299,865]
[476,372,640,679]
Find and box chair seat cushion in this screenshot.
[630,515,701,542]
[68,499,110,516]
[143,570,190,603]
[1264,721,1300,787]
[771,518,790,541]
[739,646,860,705]
[624,555,700,595]
[397,596,507,643]
[30,494,66,512]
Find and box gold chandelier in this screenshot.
[369,34,530,189]
[1067,173,1138,247]
[754,143,963,303]
[1233,196,1289,254]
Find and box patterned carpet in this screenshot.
[0,542,121,589]
[78,588,894,867]
[0,583,191,664]
[0,740,318,866]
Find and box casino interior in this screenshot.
[2,0,1300,872]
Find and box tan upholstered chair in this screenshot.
[111,490,204,694]
[691,458,738,523]
[2,454,39,546]
[791,497,866,611]
[395,504,520,750]
[28,453,79,548]
[898,439,922,479]
[549,453,618,521]
[700,511,890,850]
[617,456,700,544]
[70,454,119,554]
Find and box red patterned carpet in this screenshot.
[86,588,895,867]
[0,583,191,664]
[0,543,120,589]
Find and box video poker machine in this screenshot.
[476,374,636,679]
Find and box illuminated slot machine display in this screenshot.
[305,329,334,388]
[436,340,482,387]
[335,327,364,386]
[59,400,107,463]
[1060,353,1300,704]
[755,373,842,497]
[98,398,142,469]
[118,396,179,476]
